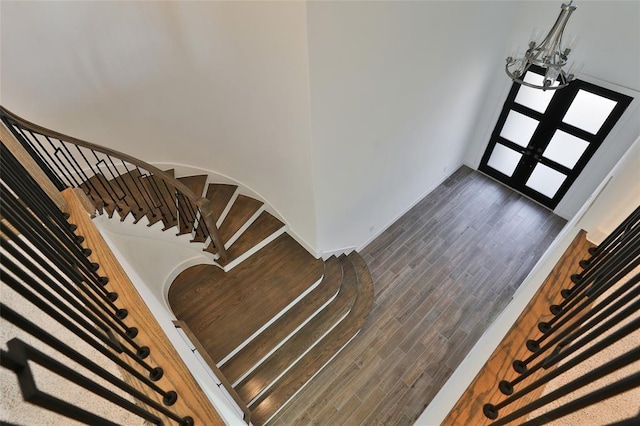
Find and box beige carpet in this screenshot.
[1,276,142,425]
[527,270,640,424]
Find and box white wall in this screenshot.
[0,1,318,250]
[306,1,518,253]
[464,1,640,220]
[3,1,637,255]
[579,136,640,244]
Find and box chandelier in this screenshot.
[506,1,579,91]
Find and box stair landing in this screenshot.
[168,233,324,363]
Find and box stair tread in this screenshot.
[80,174,118,217]
[219,194,264,243]
[235,255,357,404]
[205,183,238,224]
[177,174,207,196]
[220,256,343,384]
[176,175,208,235]
[168,233,324,363]
[219,211,285,266]
[248,252,374,425]
[112,169,157,222]
[141,171,178,229]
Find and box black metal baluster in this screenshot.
[1,346,122,426]
[105,154,143,213]
[486,344,640,424]
[4,338,182,424]
[1,119,67,190]
[539,253,640,336]
[521,277,640,362]
[560,233,640,311]
[579,206,640,265]
[571,218,640,287]
[0,189,120,310]
[505,291,640,392]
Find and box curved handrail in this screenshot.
[0,105,227,261]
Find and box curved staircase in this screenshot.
[1,106,375,425]
[89,169,376,424]
[82,167,288,271]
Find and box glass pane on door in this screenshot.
[514,72,558,113]
[543,130,590,169]
[525,163,567,198]
[500,110,539,148]
[563,89,618,134]
[487,143,522,177]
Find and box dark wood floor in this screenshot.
[169,233,324,363]
[269,166,567,425]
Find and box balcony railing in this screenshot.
[0,106,227,262]
[444,205,640,424]
[1,139,224,424]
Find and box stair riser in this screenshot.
[216,189,240,228]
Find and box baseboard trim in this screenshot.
[355,164,462,252]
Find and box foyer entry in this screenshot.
[479,68,632,209]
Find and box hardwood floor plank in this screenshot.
[268,166,566,424]
[205,183,237,222]
[168,166,566,424]
[223,210,285,264]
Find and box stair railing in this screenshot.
[0,106,227,262]
[1,141,223,424]
[481,207,640,425]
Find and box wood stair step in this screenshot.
[217,211,285,267]
[176,174,208,237]
[117,169,165,225]
[248,252,374,425]
[141,169,178,229]
[108,169,152,222]
[234,254,357,405]
[220,256,343,384]
[169,233,324,363]
[219,194,264,243]
[79,174,117,217]
[205,183,238,224]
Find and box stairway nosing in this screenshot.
[220,227,287,272]
[244,306,352,408]
[219,194,264,242]
[221,257,343,384]
[234,256,358,403]
[223,205,266,250]
[246,254,372,425]
[256,331,361,426]
[217,272,326,366]
[216,188,240,228]
[229,284,341,388]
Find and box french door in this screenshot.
[479,67,633,209]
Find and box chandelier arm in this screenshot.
[504,1,578,91]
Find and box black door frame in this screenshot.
[479,67,633,209]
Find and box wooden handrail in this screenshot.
[0,106,227,262]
